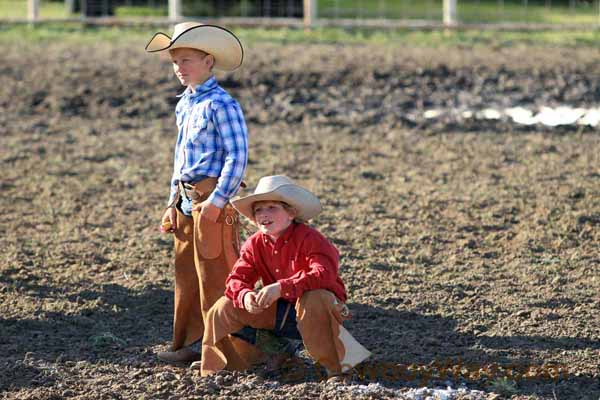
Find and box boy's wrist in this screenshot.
[278,280,294,301]
[238,289,252,309]
[207,191,227,209]
[167,190,178,208]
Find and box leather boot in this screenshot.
[157,347,201,364]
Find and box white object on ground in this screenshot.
[422,105,600,127]
[535,106,586,127]
[477,108,502,120]
[505,107,538,125]
[424,109,444,119]
[578,108,600,126]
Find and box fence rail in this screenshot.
[7,0,600,29]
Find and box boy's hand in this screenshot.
[192,200,220,223]
[161,207,177,233]
[243,292,263,314]
[256,283,282,309]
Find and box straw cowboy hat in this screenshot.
[145,22,243,71]
[232,176,322,222]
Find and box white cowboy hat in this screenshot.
[145,22,243,71]
[231,176,322,222]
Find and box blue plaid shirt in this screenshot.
[169,76,248,209]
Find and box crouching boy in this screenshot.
[199,175,371,377]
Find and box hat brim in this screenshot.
[232,184,322,223]
[145,25,243,71]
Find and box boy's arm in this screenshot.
[225,239,260,309]
[207,101,248,208]
[168,170,178,207]
[277,234,340,302]
[168,103,184,207]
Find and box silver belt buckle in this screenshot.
[180,182,198,201]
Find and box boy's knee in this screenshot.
[298,289,332,313]
[208,296,235,319]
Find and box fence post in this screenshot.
[304,0,317,29]
[28,0,39,22]
[65,0,75,14]
[169,0,181,21]
[443,0,457,26]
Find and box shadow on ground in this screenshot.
[0,283,172,392]
[269,303,600,398]
[1,280,599,398]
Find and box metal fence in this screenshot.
[7,0,600,29]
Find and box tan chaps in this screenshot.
[200,289,371,377]
[171,182,241,351]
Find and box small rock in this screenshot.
[515,310,530,318]
[551,276,562,285]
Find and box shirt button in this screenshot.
[285,293,290,296]
[275,269,279,273]
[274,250,278,254]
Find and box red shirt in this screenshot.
[225,222,347,309]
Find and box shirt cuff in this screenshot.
[236,289,253,309]
[167,195,177,207]
[207,190,227,208]
[278,280,296,301]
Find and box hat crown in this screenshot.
[172,22,203,40]
[253,175,295,195]
[146,21,243,71]
[231,175,322,222]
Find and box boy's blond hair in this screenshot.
[169,47,214,71]
[251,200,304,223]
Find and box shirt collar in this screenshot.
[278,222,298,244]
[176,76,217,98]
[261,222,298,246]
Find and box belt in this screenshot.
[179,178,247,202]
[179,182,197,201]
[179,177,218,202]
[168,178,246,210]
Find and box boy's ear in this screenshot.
[206,54,215,69]
[288,207,298,219]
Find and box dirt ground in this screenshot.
[0,39,598,400]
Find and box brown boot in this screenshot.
[157,347,201,364]
[263,353,292,373]
[326,371,353,384]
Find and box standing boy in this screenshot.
[145,22,249,363]
[200,175,371,377]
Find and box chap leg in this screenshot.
[297,290,371,375]
[172,209,203,349]
[201,296,276,376]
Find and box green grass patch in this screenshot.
[89,332,127,349]
[2,0,600,24]
[457,0,600,24]
[114,5,167,17]
[1,22,600,48]
[489,376,519,396]
[0,22,152,44]
[239,26,600,47]
[318,0,600,24]
[0,0,73,19]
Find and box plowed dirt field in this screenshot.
[1,38,598,399]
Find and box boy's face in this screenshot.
[253,201,295,240]
[169,47,213,88]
